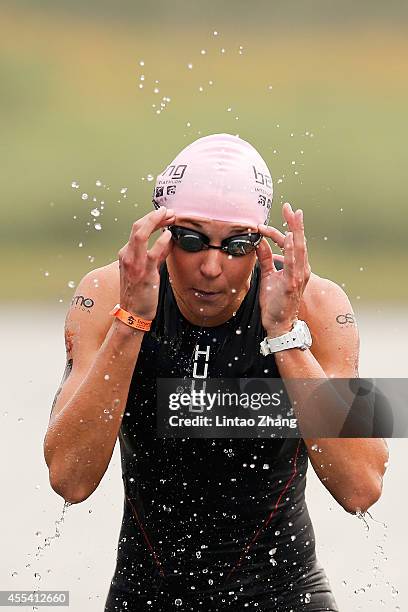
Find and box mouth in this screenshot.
[191,287,222,301]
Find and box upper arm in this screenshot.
[302,275,360,377]
[47,262,119,427]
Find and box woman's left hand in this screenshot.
[256,202,311,337]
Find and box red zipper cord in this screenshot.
[125,494,166,578]
[224,439,303,584]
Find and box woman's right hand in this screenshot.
[117,207,176,320]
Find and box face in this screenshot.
[166,215,259,327]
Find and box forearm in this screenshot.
[275,347,388,513]
[44,319,144,503]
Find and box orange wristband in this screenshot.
[109,304,152,332]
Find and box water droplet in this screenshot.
[95,179,102,187]
[68,281,76,289]
[94,223,102,231]
[91,208,100,217]
[71,181,80,189]
[187,63,193,70]
[44,271,50,277]
[147,174,154,182]
[104,374,110,380]
[81,193,89,200]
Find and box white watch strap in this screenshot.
[261,332,300,353]
[260,320,312,355]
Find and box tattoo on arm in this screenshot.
[71,295,95,312]
[50,358,73,416]
[335,313,355,326]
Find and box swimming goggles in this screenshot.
[167,225,262,257]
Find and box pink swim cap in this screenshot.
[152,133,273,226]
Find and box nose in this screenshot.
[199,248,223,279]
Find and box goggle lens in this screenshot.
[169,226,260,257]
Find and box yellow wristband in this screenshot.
[109,304,152,332]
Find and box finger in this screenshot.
[130,208,176,257]
[273,253,284,264]
[293,209,306,283]
[258,224,286,249]
[146,228,173,271]
[255,237,277,278]
[282,232,296,286]
[299,209,311,284]
[130,207,175,242]
[304,235,312,285]
[282,202,296,232]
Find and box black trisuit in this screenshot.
[104,261,339,612]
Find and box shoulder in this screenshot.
[66,259,120,342]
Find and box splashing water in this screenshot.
[13,502,73,610]
[34,502,72,563]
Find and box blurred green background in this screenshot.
[1,1,407,304]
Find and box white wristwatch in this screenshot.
[260,320,312,356]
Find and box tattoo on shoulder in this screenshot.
[51,359,73,415]
[71,295,95,313]
[335,313,355,326]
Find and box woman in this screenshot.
[44,134,388,611]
